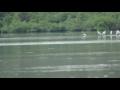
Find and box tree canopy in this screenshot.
[0,12,120,33]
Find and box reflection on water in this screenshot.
[0,32,120,78]
[97,35,120,40]
[98,36,102,40]
[102,35,106,40]
[116,35,120,40]
[80,35,86,40]
[110,36,112,40]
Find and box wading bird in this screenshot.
[110,30,112,35]
[102,30,106,36]
[97,31,101,36]
[81,31,86,36]
[116,30,120,35]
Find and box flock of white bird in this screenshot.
[81,30,120,36]
[97,30,120,36]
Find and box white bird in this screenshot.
[81,31,86,36]
[97,31,101,36]
[102,30,106,36]
[110,30,112,35]
[116,30,120,35]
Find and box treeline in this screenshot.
[0,12,120,33]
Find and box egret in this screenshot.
[97,31,101,36]
[81,31,86,36]
[110,30,112,35]
[102,30,106,36]
[116,30,120,35]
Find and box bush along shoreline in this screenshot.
[0,12,120,33]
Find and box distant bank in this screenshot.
[0,12,120,33]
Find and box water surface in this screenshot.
[0,32,120,78]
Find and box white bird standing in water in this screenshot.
[97,31,101,36]
[116,30,120,35]
[102,30,106,36]
[81,31,86,36]
[110,30,112,35]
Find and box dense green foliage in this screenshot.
[0,12,120,33]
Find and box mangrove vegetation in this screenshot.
[0,12,120,33]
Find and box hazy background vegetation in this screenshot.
[0,12,120,33]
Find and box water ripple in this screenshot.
[40,52,120,56]
[15,64,120,73]
[0,40,120,46]
[0,36,79,41]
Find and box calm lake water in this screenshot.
[0,31,120,78]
